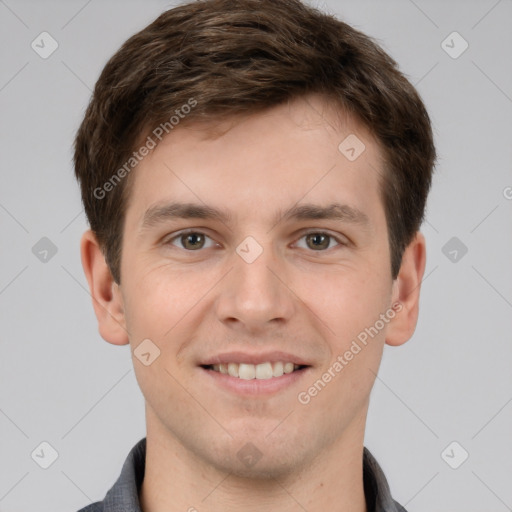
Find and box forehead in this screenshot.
[125,94,386,229]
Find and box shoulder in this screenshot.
[74,502,103,512]
[363,446,409,512]
[392,500,409,512]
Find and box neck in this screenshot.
[140,407,368,512]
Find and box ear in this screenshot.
[80,229,129,345]
[385,231,427,347]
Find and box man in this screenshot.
[74,0,435,510]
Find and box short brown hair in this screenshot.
[74,0,435,284]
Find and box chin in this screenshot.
[202,431,315,481]
[220,450,307,481]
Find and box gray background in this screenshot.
[1,0,511,511]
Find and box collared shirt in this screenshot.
[76,437,408,512]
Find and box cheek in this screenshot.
[121,269,193,404]
[294,264,391,344]
[122,260,204,337]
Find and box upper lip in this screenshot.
[200,351,311,366]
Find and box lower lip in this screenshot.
[200,366,310,396]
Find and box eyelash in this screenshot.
[163,229,347,252]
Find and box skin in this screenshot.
[81,93,426,512]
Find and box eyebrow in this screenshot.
[139,201,370,233]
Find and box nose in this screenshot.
[214,238,295,333]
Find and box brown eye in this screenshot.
[305,233,332,250]
[166,230,216,251]
[295,231,345,251]
[180,232,205,250]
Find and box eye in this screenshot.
[295,231,346,251]
[163,229,347,252]
[165,230,217,251]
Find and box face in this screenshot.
[115,94,401,477]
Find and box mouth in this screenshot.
[200,362,309,380]
[198,351,312,395]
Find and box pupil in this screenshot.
[309,233,327,249]
[185,233,202,249]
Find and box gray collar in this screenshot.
[78,437,407,512]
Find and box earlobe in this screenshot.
[385,231,427,347]
[80,229,129,346]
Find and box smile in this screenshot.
[203,362,306,380]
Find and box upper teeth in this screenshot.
[211,362,301,380]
